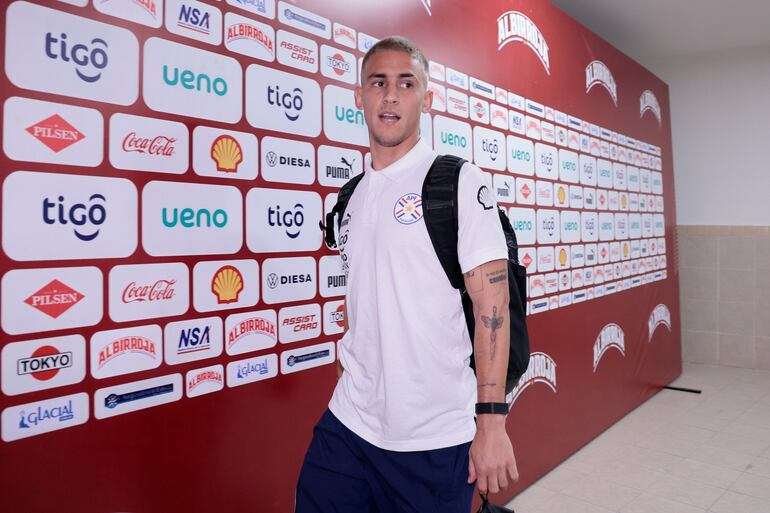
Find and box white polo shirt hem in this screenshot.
[329,402,477,452]
[459,247,509,274]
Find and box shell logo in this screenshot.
[623,243,629,258]
[211,135,243,173]
[557,186,566,204]
[559,248,568,266]
[212,265,244,304]
[621,194,628,209]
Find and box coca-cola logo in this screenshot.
[122,132,176,157]
[122,280,177,303]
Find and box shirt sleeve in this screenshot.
[457,162,509,273]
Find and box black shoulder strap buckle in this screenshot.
[319,173,365,249]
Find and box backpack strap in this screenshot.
[320,173,365,248]
[421,155,466,290]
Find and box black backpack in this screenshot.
[321,155,530,394]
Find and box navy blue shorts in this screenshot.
[295,409,475,513]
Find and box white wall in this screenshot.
[646,46,770,226]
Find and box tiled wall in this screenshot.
[678,226,770,369]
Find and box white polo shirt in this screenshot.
[328,138,508,452]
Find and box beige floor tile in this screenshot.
[504,484,557,512]
[747,456,770,479]
[707,431,770,457]
[592,459,667,491]
[710,490,770,513]
[722,421,770,442]
[645,474,724,510]
[690,445,757,471]
[668,458,742,489]
[623,444,687,473]
[729,473,770,501]
[531,465,588,493]
[619,493,707,513]
[541,492,619,513]
[635,430,704,458]
[561,474,641,511]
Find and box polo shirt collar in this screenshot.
[364,138,435,182]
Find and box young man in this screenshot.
[295,36,518,512]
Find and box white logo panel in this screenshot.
[558,149,579,183]
[581,212,599,242]
[227,354,278,387]
[277,1,330,39]
[224,12,275,61]
[277,29,318,73]
[260,136,315,185]
[225,309,278,356]
[323,85,368,147]
[90,325,163,379]
[473,126,506,171]
[320,45,356,84]
[186,364,225,398]
[164,316,223,365]
[94,374,183,419]
[446,88,469,118]
[508,208,536,245]
[281,342,335,374]
[493,174,515,205]
[192,126,259,180]
[317,145,363,187]
[142,181,243,256]
[434,115,472,161]
[226,0,276,19]
[597,159,613,188]
[319,255,346,298]
[279,303,321,344]
[1,266,103,335]
[537,209,560,244]
[109,113,188,174]
[2,392,89,442]
[166,0,223,45]
[1,335,86,396]
[143,37,242,123]
[323,300,345,336]
[262,257,317,304]
[560,211,581,243]
[534,143,558,179]
[193,259,259,313]
[109,263,189,322]
[3,171,137,261]
[246,188,322,253]
[3,97,103,167]
[6,2,139,105]
[507,136,534,176]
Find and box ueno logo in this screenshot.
[162,207,228,228]
[497,11,550,74]
[441,131,467,148]
[163,64,228,96]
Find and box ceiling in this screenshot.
[550,0,770,64]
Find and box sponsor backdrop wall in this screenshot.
[0,0,681,511]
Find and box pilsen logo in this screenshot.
[188,369,224,392]
[26,114,84,153]
[122,280,176,303]
[211,265,243,304]
[227,316,276,349]
[585,60,617,106]
[640,90,662,126]
[226,23,274,54]
[122,132,176,157]
[25,280,84,318]
[593,323,625,372]
[497,11,550,74]
[648,303,671,342]
[98,336,157,369]
[507,352,557,406]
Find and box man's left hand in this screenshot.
[467,415,519,494]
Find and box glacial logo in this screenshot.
[593,323,625,372]
[647,304,672,342]
[497,11,550,74]
[585,61,617,106]
[640,90,662,126]
[506,352,557,406]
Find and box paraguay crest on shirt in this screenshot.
[393,193,423,224]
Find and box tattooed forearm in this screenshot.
[481,305,505,360]
[486,268,507,285]
[465,269,483,293]
[477,382,499,389]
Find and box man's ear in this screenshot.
[422,88,434,113]
[354,85,363,110]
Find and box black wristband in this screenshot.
[475,402,509,415]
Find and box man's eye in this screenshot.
[401,82,414,89]
[372,81,384,87]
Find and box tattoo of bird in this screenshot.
[481,306,504,343]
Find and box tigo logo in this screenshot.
[247,64,321,137]
[246,189,322,252]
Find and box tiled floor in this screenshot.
[505,363,770,513]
